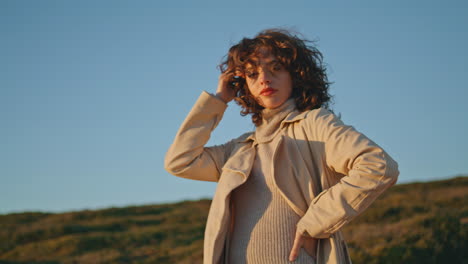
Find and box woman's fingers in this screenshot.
[289,231,303,262]
[289,231,318,262]
[303,236,318,258]
[215,72,236,103]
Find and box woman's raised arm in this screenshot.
[164,91,234,182]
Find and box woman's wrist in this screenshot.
[214,92,231,104]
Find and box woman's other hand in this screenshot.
[215,72,239,104]
[289,230,318,262]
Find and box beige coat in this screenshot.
[165,91,399,264]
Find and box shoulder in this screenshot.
[290,107,352,142]
[234,131,255,143]
[306,107,338,121]
[290,107,342,127]
[220,131,255,151]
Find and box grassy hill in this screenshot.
[1,176,467,264]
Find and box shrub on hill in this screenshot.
[1,177,467,263]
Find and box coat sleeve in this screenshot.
[164,91,234,182]
[296,108,399,238]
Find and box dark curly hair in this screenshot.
[219,29,333,126]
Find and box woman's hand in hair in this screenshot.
[289,230,318,261]
[215,72,240,104]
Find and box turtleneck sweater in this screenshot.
[227,99,316,264]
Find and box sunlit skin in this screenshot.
[215,50,318,261]
[243,53,293,109]
[215,50,294,110]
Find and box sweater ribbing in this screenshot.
[227,99,315,263]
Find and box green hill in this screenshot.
[1,176,467,264]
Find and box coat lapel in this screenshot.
[204,143,256,264]
[271,135,310,216]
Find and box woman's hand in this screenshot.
[215,72,240,104]
[289,231,318,262]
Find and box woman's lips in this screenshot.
[260,87,277,96]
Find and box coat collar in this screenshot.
[235,110,310,144]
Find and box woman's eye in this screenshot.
[272,63,283,71]
[247,72,258,78]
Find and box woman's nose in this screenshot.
[259,70,272,85]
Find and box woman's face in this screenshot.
[244,50,293,109]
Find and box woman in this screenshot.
[165,29,399,264]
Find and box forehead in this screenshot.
[244,49,278,68]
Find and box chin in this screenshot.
[263,99,286,109]
[263,103,281,109]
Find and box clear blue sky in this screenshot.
[1,0,467,213]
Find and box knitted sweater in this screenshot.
[227,99,316,264]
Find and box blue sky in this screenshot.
[1,0,467,213]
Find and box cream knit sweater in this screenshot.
[227,99,316,264]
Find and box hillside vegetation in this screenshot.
[1,176,467,264]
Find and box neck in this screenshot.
[255,99,296,143]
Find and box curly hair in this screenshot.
[219,29,333,126]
